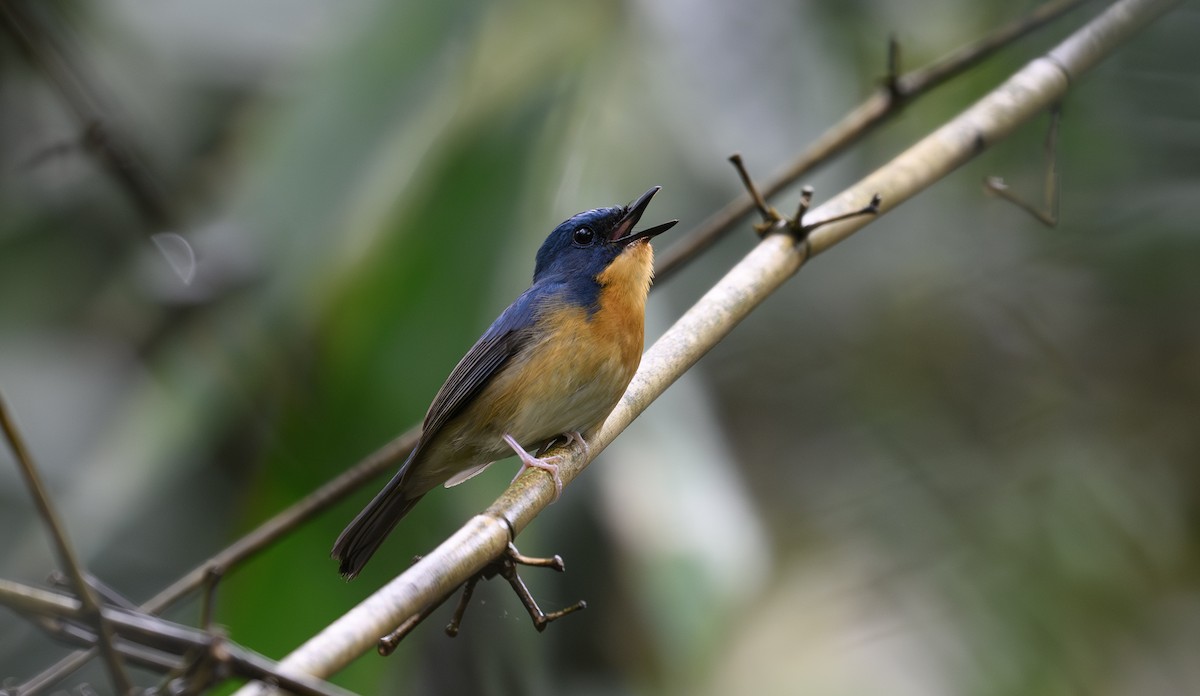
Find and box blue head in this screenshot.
[532,187,677,288]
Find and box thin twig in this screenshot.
[800,193,882,233]
[31,618,187,674]
[148,427,419,615]
[984,104,1062,226]
[199,567,222,632]
[377,589,454,654]
[230,1,1180,690]
[0,396,134,695]
[0,578,353,696]
[728,154,781,225]
[654,0,1095,282]
[16,427,420,696]
[47,571,139,612]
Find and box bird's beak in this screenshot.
[610,186,679,244]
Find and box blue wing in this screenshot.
[419,282,548,439]
[332,282,552,577]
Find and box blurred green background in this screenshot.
[2,0,1198,694]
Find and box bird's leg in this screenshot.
[503,433,564,500]
[535,431,590,460]
[562,430,590,459]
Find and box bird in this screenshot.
[332,186,678,578]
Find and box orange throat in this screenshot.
[592,240,654,368]
[596,239,654,314]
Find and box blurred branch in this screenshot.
[15,428,420,696]
[984,103,1063,226]
[232,0,1181,690]
[0,1,176,231]
[654,0,1095,282]
[0,579,353,696]
[144,429,420,614]
[0,396,134,695]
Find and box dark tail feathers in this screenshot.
[331,478,424,579]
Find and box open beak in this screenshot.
[609,186,679,244]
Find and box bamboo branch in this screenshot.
[653,0,1095,282]
[0,396,134,694]
[230,0,1180,691]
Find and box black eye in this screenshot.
[572,227,595,246]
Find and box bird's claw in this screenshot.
[514,454,563,500]
[504,431,592,502]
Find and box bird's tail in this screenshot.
[331,469,425,579]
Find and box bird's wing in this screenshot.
[420,285,543,439]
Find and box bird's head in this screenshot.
[533,186,678,284]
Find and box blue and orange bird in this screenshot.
[332,186,677,578]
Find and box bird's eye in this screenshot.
[572,227,595,246]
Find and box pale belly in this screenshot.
[420,308,641,478]
[499,348,634,446]
[403,347,633,493]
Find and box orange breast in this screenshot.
[466,240,655,449]
[593,239,654,363]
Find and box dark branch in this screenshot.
[17,427,420,695]
[0,2,176,231]
[0,578,352,696]
[0,395,134,695]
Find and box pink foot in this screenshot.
[503,433,567,500]
[563,431,590,460]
